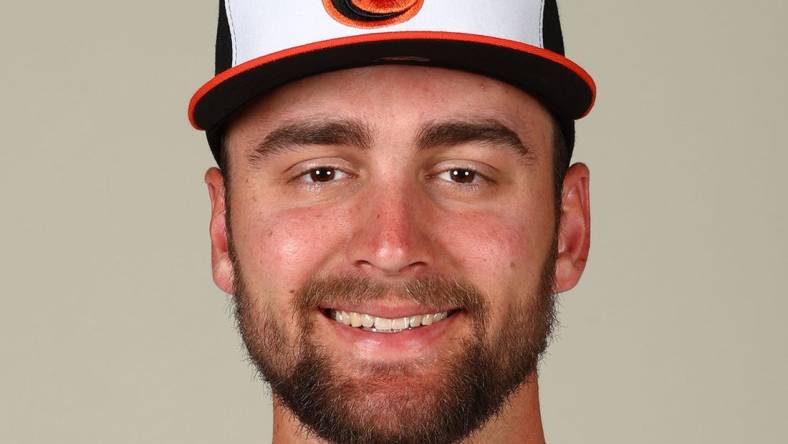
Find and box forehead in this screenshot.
[226,65,554,149]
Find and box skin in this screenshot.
[205,65,591,443]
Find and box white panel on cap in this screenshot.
[226,0,546,67]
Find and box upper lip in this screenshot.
[320,300,459,319]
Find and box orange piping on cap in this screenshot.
[188,31,597,130]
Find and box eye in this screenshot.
[293,165,349,191]
[302,166,346,183]
[434,167,489,189]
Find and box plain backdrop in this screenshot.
[1,1,786,443]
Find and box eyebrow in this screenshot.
[248,119,372,166]
[416,119,533,161]
[246,117,532,166]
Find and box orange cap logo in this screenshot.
[323,0,424,28]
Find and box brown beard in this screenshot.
[229,235,558,444]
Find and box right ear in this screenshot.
[205,167,235,294]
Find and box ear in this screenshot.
[554,163,591,293]
[205,167,235,294]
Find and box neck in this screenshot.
[270,372,545,444]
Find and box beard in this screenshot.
[229,235,558,444]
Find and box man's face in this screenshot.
[206,66,590,443]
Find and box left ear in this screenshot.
[554,162,591,293]
[205,167,235,295]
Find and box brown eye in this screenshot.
[449,168,476,184]
[308,167,338,182]
[434,166,489,192]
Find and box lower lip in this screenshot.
[316,310,465,360]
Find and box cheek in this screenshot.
[434,203,554,322]
[232,202,348,313]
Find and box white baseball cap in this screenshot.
[188,0,596,158]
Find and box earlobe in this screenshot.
[205,167,235,295]
[554,163,591,293]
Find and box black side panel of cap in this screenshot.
[216,0,232,75]
[209,0,232,161]
[543,1,571,157]
[542,0,565,56]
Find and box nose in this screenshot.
[347,180,434,278]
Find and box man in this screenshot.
[188,1,594,443]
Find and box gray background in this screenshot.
[1,1,786,443]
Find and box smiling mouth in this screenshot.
[324,309,460,333]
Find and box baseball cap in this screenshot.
[188,0,596,161]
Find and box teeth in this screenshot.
[391,317,409,330]
[349,312,362,328]
[333,310,351,325]
[361,314,375,328]
[374,317,393,331]
[329,310,450,332]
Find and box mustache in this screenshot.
[295,272,488,317]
